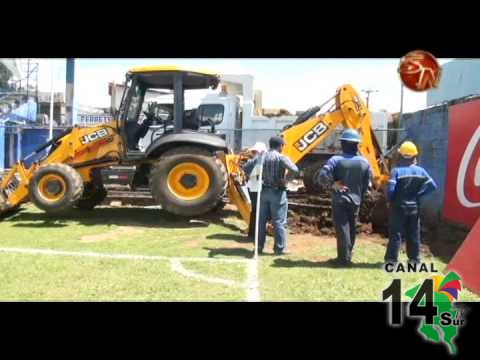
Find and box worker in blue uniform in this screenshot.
[317,129,372,267]
[385,141,437,265]
[244,136,299,255]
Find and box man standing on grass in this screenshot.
[243,136,299,255]
[317,129,372,267]
[384,141,437,267]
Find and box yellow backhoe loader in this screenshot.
[0,66,390,231]
[1,66,230,217]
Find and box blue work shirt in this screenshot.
[387,163,437,208]
[244,149,299,189]
[318,153,372,206]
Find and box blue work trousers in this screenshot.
[258,187,288,253]
[332,199,359,263]
[385,206,421,263]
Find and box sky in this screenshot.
[33,58,453,114]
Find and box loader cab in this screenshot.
[117,66,221,158]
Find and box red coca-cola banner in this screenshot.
[443,100,480,227]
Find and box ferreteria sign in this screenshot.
[77,114,113,124]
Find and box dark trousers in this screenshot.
[248,190,258,239]
[258,188,288,253]
[332,199,359,263]
[385,206,421,263]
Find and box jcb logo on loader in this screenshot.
[80,128,109,145]
[294,122,328,152]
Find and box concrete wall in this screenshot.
[400,104,449,224]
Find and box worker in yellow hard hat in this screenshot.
[384,141,437,268]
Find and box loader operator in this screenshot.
[384,141,437,266]
[317,129,372,267]
[244,136,299,255]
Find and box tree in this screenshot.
[0,62,12,89]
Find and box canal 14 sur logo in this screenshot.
[382,271,467,355]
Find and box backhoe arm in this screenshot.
[281,84,389,189]
[220,84,390,230]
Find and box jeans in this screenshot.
[248,190,258,239]
[332,199,359,263]
[385,206,421,263]
[258,187,288,253]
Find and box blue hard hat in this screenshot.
[339,129,361,143]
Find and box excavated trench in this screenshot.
[286,188,386,237]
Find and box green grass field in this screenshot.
[0,204,478,301]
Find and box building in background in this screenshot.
[427,59,480,106]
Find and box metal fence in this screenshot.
[0,125,69,170]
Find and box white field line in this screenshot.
[0,247,261,301]
[245,259,261,302]
[0,247,247,264]
[170,259,238,287]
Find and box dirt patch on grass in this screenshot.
[288,233,336,255]
[185,239,202,248]
[80,226,145,243]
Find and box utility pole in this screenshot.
[65,58,75,126]
[26,59,30,99]
[361,89,379,109]
[49,60,55,139]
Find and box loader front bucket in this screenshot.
[0,192,19,219]
[0,192,8,213]
[0,163,32,219]
[217,152,252,227]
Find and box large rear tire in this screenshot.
[150,146,227,217]
[29,163,84,214]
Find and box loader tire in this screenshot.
[303,160,326,194]
[150,147,227,217]
[29,163,84,214]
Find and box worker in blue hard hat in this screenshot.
[384,141,437,267]
[316,128,372,267]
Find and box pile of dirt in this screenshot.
[287,190,376,237]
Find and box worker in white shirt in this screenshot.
[246,142,267,240]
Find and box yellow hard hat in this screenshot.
[398,141,418,158]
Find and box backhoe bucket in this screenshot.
[0,163,32,219]
[217,152,252,227]
[0,192,18,219]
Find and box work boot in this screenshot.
[326,258,352,268]
[253,249,264,256]
[274,250,291,256]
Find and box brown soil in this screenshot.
[80,226,145,243]
[288,233,335,258]
[287,188,382,237]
